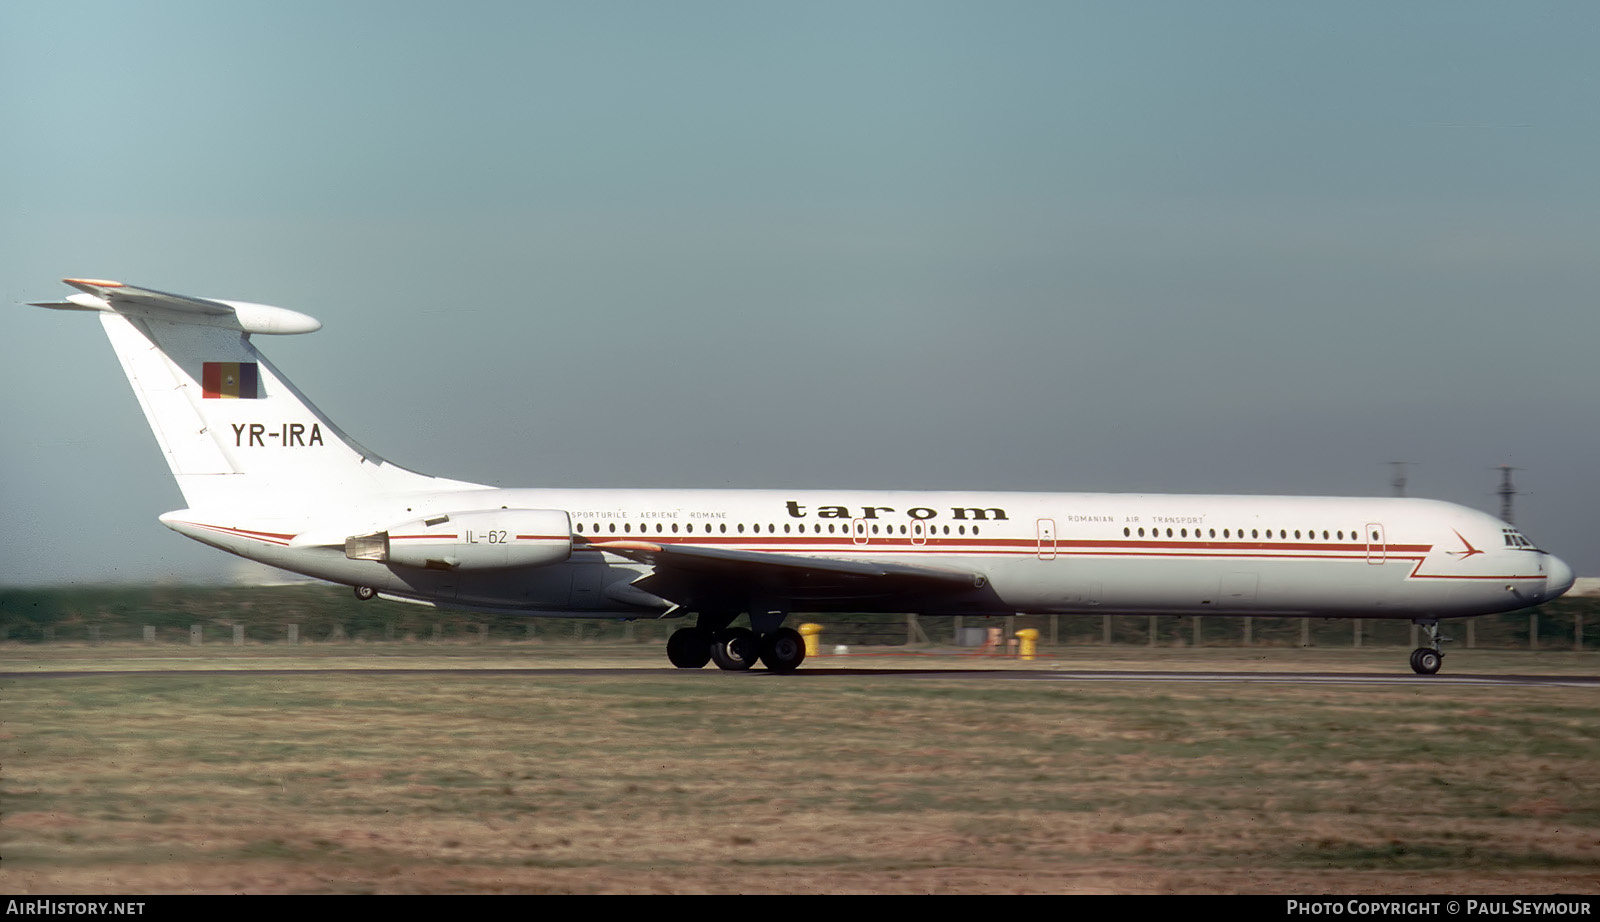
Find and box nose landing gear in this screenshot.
[1409,620,1444,675]
[1409,646,1442,675]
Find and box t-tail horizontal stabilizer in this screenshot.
[29,278,321,335]
[27,278,483,514]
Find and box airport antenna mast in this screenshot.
[1497,465,1519,524]
[1389,461,1409,498]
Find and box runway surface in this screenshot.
[4,666,1596,687]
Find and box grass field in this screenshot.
[3,644,1598,894]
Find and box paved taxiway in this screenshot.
[3,667,1595,688]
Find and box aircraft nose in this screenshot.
[1545,554,1575,599]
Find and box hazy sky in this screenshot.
[4,1,1599,584]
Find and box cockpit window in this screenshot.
[1502,528,1540,550]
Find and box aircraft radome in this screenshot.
[29,279,1575,674]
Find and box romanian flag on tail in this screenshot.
[202,362,259,399]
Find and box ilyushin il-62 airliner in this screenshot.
[30,279,1574,674]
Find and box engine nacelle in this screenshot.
[345,509,572,571]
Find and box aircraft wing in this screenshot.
[583,538,981,607]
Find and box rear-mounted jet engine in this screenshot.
[345,509,571,571]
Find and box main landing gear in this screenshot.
[1409,620,1444,675]
[666,617,806,673]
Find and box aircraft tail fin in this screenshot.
[31,279,480,514]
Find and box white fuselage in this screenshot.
[163,487,1571,621]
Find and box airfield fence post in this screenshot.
[1102,615,1111,645]
[478,623,488,644]
[1299,618,1310,647]
[43,626,55,642]
[906,614,930,645]
[1050,614,1058,646]
[1193,616,1202,647]
[1409,623,1418,649]
[287,624,298,645]
[1353,620,1361,648]
[1577,614,1584,652]
[190,624,202,645]
[1530,612,1539,650]
[432,623,442,643]
[1243,617,1252,645]
[1467,619,1475,649]
[1148,616,1157,648]
[233,624,244,646]
[143,625,155,643]
[1005,614,1016,648]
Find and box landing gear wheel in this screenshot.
[1410,647,1442,675]
[353,586,377,601]
[709,627,759,671]
[759,627,806,672]
[666,627,712,669]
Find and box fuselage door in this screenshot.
[1037,518,1057,560]
[910,518,928,546]
[1365,522,1386,565]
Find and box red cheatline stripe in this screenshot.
[587,540,663,551]
[574,531,1428,553]
[1413,574,1546,580]
[389,534,569,541]
[578,541,1432,565]
[179,522,296,546]
[582,541,1538,580]
[576,531,1430,555]
[1406,558,1546,580]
